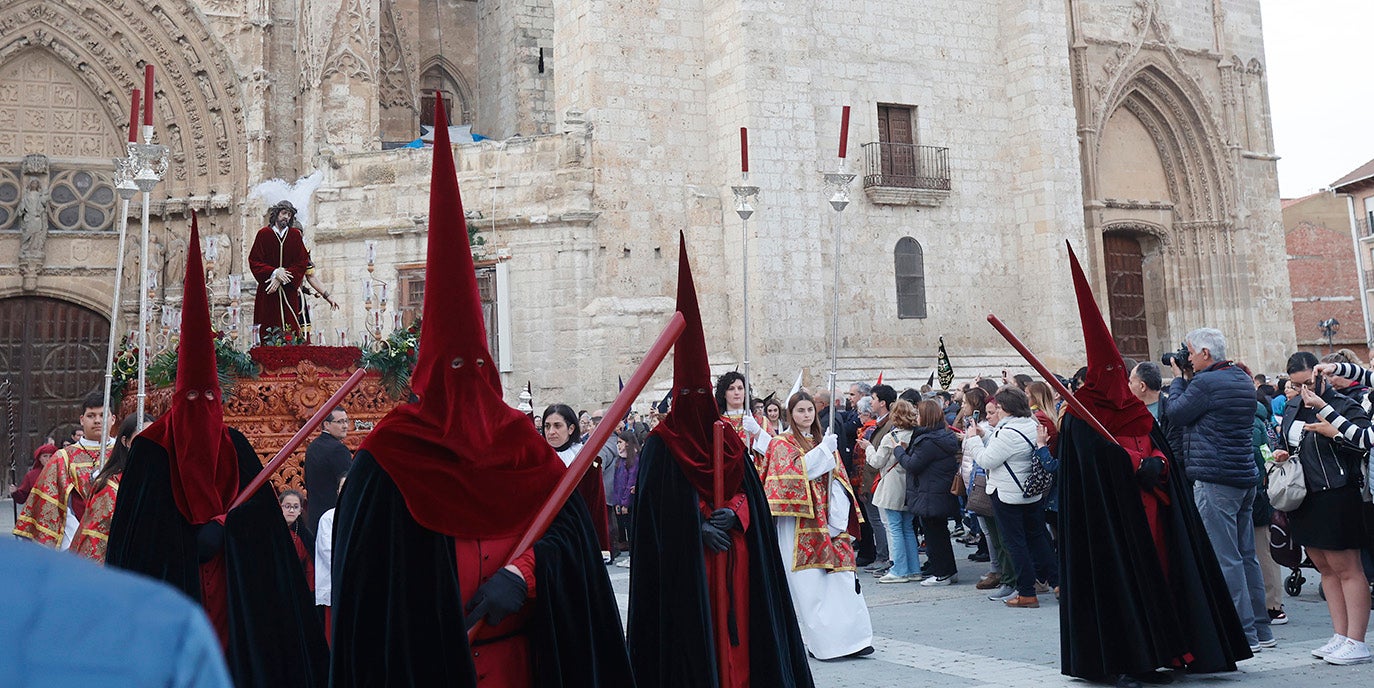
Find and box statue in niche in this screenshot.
[17,179,49,261]
[164,232,187,293]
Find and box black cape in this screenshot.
[627,435,814,687]
[329,449,634,688]
[1057,415,1251,679]
[106,428,329,688]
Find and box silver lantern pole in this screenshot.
[97,153,141,463]
[731,178,759,403]
[132,123,169,427]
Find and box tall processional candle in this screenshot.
[143,65,154,126]
[228,274,241,295]
[838,105,851,159]
[338,328,347,346]
[204,236,218,262]
[365,241,376,265]
[740,127,749,173]
[379,282,388,306]
[127,90,141,143]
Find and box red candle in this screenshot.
[838,105,851,159]
[143,64,154,126]
[127,89,141,143]
[740,127,749,173]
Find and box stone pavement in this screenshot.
[602,550,1374,688]
[7,495,1373,687]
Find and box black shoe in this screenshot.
[1131,671,1174,685]
[847,646,875,658]
[968,551,990,562]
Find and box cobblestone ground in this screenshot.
[602,543,1374,688]
[7,498,1372,687]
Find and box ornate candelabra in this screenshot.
[361,241,390,350]
[131,125,169,427]
[97,152,140,461]
[732,178,759,403]
[823,106,854,436]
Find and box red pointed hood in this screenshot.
[359,96,563,538]
[652,233,747,500]
[1067,241,1155,438]
[141,213,239,524]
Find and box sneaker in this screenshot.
[1258,637,1278,649]
[877,573,915,583]
[1313,634,1348,659]
[1268,609,1288,625]
[615,557,631,568]
[1034,581,1051,594]
[869,565,892,578]
[1325,639,1373,666]
[987,585,1016,601]
[1248,644,1262,654]
[968,551,990,563]
[863,560,892,572]
[920,573,958,587]
[975,573,1002,590]
[1003,594,1040,608]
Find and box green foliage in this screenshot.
[361,317,421,399]
[111,331,258,405]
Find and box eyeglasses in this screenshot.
[590,415,605,422]
[282,504,302,510]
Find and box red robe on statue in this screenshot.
[248,226,310,341]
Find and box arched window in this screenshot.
[894,237,927,319]
[419,65,468,128]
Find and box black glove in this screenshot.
[464,568,528,629]
[195,520,225,563]
[707,507,739,531]
[701,521,732,553]
[1135,456,1165,492]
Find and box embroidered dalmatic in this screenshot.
[723,409,773,474]
[758,431,872,659]
[759,433,856,572]
[13,442,102,549]
[71,474,120,563]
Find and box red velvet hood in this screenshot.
[358,96,563,538]
[651,233,747,500]
[1067,241,1156,438]
[140,213,239,524]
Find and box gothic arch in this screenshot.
[0,0,248,202]
[1093,62,1232,223]
[419,56,475,126]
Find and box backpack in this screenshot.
[1004,426,1053,499]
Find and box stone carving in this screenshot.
[321,0,378,83]
[164,231,187,292]
[378,1,414,110]
[17,179,49,260]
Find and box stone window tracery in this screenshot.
[0,168,21,229]
[47,170,115,231]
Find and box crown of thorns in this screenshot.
[268,200,298,218]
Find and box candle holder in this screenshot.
[821,166,855,436]
[131,129,170,427]
[731,180,760,403]
[97,148,141,462]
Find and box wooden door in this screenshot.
[1102,235,1150,362]
[0,297,109,477]
[878,105,916,182]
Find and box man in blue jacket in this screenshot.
[1167,328,1273,652]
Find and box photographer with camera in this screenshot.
[1164,328,1274,652]
[1273,352,1373,664]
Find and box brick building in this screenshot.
[1281,191,1368,364]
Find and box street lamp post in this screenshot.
[1319,318,1340,355]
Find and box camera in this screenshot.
[1161,342,1193,372]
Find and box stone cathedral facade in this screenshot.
[0,0,1294,419]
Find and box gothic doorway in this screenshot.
[0,296,109,476]
[1103,234,1150,363]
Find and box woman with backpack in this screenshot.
[972,387,1058,608]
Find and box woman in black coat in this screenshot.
[897,399,962,584]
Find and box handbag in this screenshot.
[950,472,967,497]
[965,472,994,517]
[1266,455,1307,512]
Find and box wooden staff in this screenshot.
[712,420,729,688]
[228,367,368,510]
[468,312,687,642]
[986,314,1118,445]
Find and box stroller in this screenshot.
[1269,510,1315,597]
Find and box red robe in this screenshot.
[703,490,752,687]
[70,474,120,563]
[248,226,311,341]
[1121,434,1171,576]
[458,536,538,685]
[12,444,100,547]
